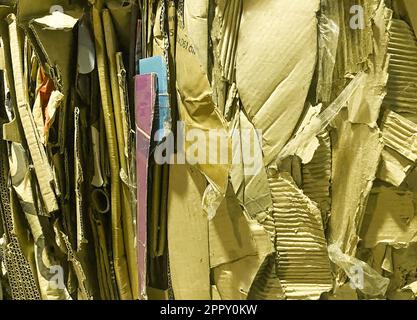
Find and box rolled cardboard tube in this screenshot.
[91,188,111,214]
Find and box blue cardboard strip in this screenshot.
[139,56,171,142]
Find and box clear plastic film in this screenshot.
[328,243,390,297]
[316,0,340,104]
[202,183,224,220]
[278,71,365,163]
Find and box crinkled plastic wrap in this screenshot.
[328,244,390,297]
[316,0,340,103]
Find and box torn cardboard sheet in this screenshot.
[167,164,211,300]
[345,2,391,127]
[212,219,274,300]
[328,110,384,262]
[361,187,417,248]
[269,172,333,300]
[381,110,417,162]
[221,0,241,82]
[397,0,417,37]
[384,19,417,123]
[302,130,332,225]
[230,109,272,219]
[403,281,417,297]
[380,243,417,298]
[184,0,208,74]
[209,185,259,268]
[236,0,320,165]
[377,148,413,187]
[331,0,376,95]
[175,12,230,218]
[326,283,358,300]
